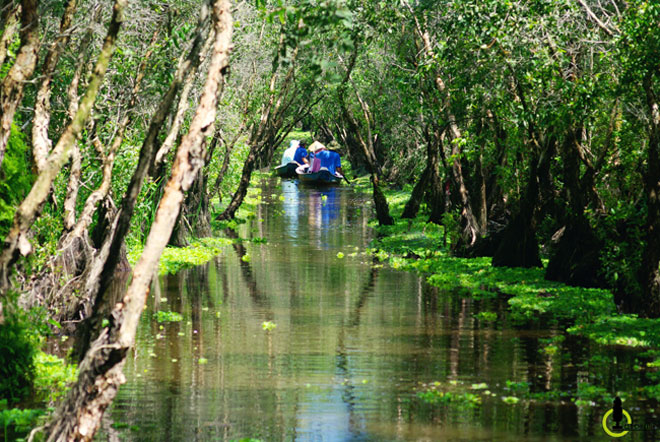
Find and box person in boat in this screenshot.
[308,141,342,176]
[293,140,309,166]
[281,139,306,166]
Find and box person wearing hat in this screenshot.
[308,141,342,176]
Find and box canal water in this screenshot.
[100,177,657,441]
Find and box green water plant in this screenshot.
[154,311,183,323]
[416,390,482,408]
[130,237,233,275]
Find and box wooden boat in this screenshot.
[297,168,343,185]
[273,162,299,179]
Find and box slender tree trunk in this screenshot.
[427,132,445,224]
[475,149,487,234]
[402,125,443,220]
[401,166,429,219]
[0,2,20,68]
[31,0,78,172]
[404,0,478,240]
[42,2,232,439]
[91,7,213,310]
[212,131,238,202]
[338,44,392,225]
[0,0,38,167]
[0,0,124,294]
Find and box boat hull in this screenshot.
[273,162,299,179]
[297,169,342,185]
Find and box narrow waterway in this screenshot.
[100,177,655,441]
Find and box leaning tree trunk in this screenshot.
[0,3,21,68]
[90,6,214,312]
[31,0,78,173]
[401,166,429,219]
[338,43,393,226]
[41,2,232,439]
[0,0,38,167]
[402,124,443,220]
[0,0,124,295]
[171,129,219,241]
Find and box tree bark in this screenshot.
[42,1,232,439]
[401,166,429,219]
[492,139,552,268]
[545,127,604,287]
[0,0,38,167]
[91,6,213,309]
[0,2,20,68]
[338,44,393,225]
[0,0,124,294]
[31,0,78,173]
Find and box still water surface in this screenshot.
[101,178,655,441]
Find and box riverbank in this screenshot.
[344,173,660,401]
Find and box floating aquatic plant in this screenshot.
[154,311,183,323]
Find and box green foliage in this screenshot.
[33,352,78,405]
[0,124,34,238]
[0,401,45,442]
[568,315,660,347]
[475,311,497,322]
[0,313,38,405]
[505,380,530,395]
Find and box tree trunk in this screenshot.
[371,174,393,226]
[31,0,78,173]
[212,134,235,203]
[492,139,552,268]
[91,7,213,309]
[188,169,212,237]
[546,127,604,287]
[0,0,123,294]
[401,166,429,219]
[0,3,20,75]
[0,0,38,167]
[42,2,231,439]
[168,208,190,247]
